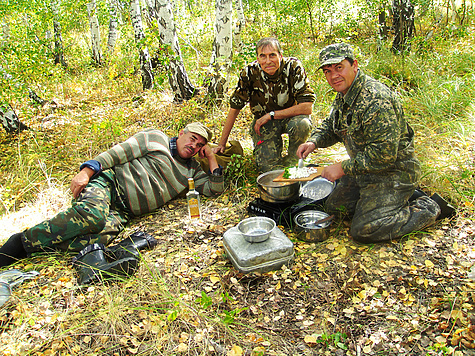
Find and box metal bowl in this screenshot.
[238,216,276,243]
[294,210,333,242]
[257,170,300,203]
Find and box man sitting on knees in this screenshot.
[297,43,441,243]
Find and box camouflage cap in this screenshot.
[185,122,212,142]
[318,43,355,69]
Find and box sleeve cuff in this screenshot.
[211,165,224,176]
[80,160,102,174]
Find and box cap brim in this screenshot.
[318,56,346,69]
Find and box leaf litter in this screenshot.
[1,191,473,355]
[0,99,474,355]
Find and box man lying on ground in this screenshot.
[0,122,224,268]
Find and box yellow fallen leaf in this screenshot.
[304,335,317,344]
[228,345,243,356]
[177,343,188,352]
[210,275,220,284]
[425,260,435,268]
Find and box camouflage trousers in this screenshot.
[325,175,440,243]
[22,170,131,254]
[251,114,312,173]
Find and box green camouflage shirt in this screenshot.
[308,70,420,183]
[230,57,315,119]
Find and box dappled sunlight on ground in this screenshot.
[0,185,70,242]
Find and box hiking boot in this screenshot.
[105,231,158,261]
[72,243,138,285]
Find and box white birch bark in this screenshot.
[154,0,196,102]
[233,0,245,53]
[51,0,67,68]
[0,105,29,133]
[107,0,120,54]
[1,19,9,47]
[206,0,233,102]
[87,0,103,65]
[130,0,154,90]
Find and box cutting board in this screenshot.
[273,166,324,182]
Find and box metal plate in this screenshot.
[300,178,335,201]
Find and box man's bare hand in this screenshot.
[212,144,225,155]
[199,144,214,159]
[296,141,316,159]
[200,144,220,173]
[254,113,271,136]
[321,162,345,182]
[70,168,95,199]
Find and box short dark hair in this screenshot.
[256,37,282,55]
[346,57,355,66]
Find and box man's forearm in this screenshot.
[218,108,240,146]
[271,102,313,120]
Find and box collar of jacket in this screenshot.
[336,69,365,108]
[260,57,287,83]
[170,136,192,169]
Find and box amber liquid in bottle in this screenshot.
[187,178,201,220]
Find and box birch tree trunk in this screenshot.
[87,0,103,65]
[107,0,120,54]
[1,19,9,47]
[391,0,415,53]
[233,0,245,53]
[154,0,197,102]
[130,0,154,90]
[205,0,233,103]
[0,105,29,133]
[51,0,67,68]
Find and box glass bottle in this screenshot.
[187,178,201,220]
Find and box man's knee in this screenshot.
[288,115,312,140]
[74,203,108,231]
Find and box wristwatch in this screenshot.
[269,111,275,120]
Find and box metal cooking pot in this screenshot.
[293,210,333,242]
[257,170,300,203]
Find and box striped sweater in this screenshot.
[94,129,224,216]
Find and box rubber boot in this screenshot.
[105,231,158,261]
[430,193,456,220]
[0,232,28,267]
[72,243,138,285]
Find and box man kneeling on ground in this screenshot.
[297,43,441,244]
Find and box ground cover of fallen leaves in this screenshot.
[0,186,474,355]
[0,87,474,355]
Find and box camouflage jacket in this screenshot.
[94,129,224,216]
[308,70,420,184]
[230,57,315,119]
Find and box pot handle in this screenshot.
[314,214,334,227]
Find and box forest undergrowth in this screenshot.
[1,10,475,355]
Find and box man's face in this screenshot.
[257,44,282,76]
[176,130,206,159]
[322,59,358,95]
